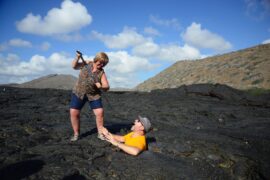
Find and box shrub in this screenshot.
[251,78,264,85]
[245,87,270,96]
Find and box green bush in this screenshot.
[251,78,264,85]
[245,87,270,96]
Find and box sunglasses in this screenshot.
[134,119,142,125]
[97,62,104,66]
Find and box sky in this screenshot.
[0,0,269,88]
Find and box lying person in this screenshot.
[102,116,152,156]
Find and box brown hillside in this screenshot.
[18,74,77,90]
[136,44,270,91]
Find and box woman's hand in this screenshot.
[76,52,82,60]
[103,132,118,146]
[102,127,109,135]
[95,82,102,89]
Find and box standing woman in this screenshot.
[70,51,110,141]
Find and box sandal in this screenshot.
[70,134,80,142]
[97,133,106,140]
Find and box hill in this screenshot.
[136,43,270,91]
[13,74,133,91]
[17,74,77,90]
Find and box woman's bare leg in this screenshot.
[93,108,104,134]
[70,108,80,136]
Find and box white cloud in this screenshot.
[0,43,8,51]
[0,53,20,67]
[108,74,141,89]
[104,47,201,87]
[6,53,20,63]
[91,27,148,49]
[0,38,33,51]
[16,0,92,36]
[84,51,159,88]
[245,0,270,20]
[182,22,232,52]
[107,51,157,74]
[55,33,83,42]
[262,38,270,44]
[92,27,203,62]
[106,51,159,88]
[0,51,160,88]
[144,27,161,36]
[0,52,76,82]
[8,38,32,47]
[48,53,71,69]
[158,44,201,61]
[149,15,181,30]
[132,41,160,57]
[40,42,51,51]
[1,39,51,51]
[132,41,201,61]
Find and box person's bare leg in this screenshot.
[93,108,104,134]
[70,108,80,136]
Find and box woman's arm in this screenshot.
[72,53,83,69]
[95,72,110,91]
[72,52,92,69]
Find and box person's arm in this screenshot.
[111,134,125,142]
[104,132,142,156]
[95,72,110,91]
[72,53,91,69]
[116,142,142,156]
[102,128,124,142]
[72,53,83,69]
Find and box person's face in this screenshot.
[95,61,105,69]
[131,119,144,131]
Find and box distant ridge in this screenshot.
[136,44,270,91]
[17,74,77,90]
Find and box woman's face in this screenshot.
[95,61,105,69]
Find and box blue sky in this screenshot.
[0,0,269,88]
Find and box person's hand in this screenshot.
[95,82,102,89]
[101,127,109,135]
[103,130,112,141]
[104,132,118,146]
[76,52,82,60]
[110,139,119,146]
[107,135,119,146]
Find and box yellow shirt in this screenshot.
[124,132,146,150]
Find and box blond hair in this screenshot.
[94,52,109,66]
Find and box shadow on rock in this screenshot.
[62,174,86,180]
[105,123,132,134]
[80,128,98,138]
[0,160,44,180]
[80,123,133,139]
[147,137,156,144]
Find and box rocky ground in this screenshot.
[0,84,270,179]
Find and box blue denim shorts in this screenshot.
[70,93,103,110]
